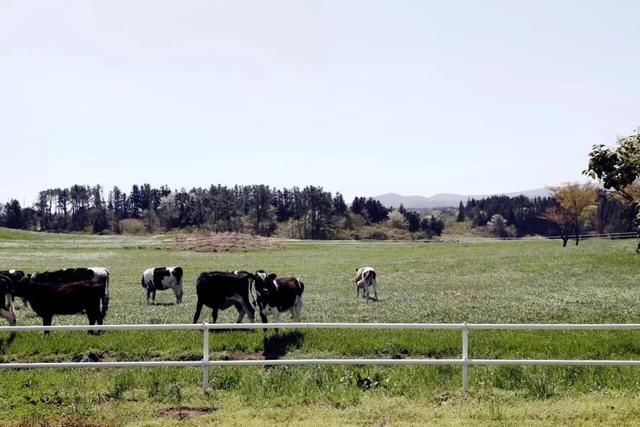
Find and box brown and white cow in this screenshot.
[141,267,183,304]
[253,270,304,327]
[355,267,378,301]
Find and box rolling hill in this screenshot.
[374,188,553,209]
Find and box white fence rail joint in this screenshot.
[1,322,640,394]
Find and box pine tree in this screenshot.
[456,201,465,222]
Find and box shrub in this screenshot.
[486,214,509,238]
[118,219,145,235]
[386,211,407,229]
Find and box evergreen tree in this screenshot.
[5,199,23,229]
[456,201,465,222]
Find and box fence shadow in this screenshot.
[263,331,304,360]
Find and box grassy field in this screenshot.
[1,229,640,425]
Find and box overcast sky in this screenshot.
[1,0,639,205]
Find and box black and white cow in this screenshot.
[13,275,108,335]
[31,268,110,316]
[253,270,304,326]
[193,271,255,324]
[141,267,183,304]
[0,274,16,339]
[355,267,378,301]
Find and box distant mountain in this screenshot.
[374,188,553,209]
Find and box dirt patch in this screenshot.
[158,407,216,420]
[70,352,111,363]
[171,232,278,252]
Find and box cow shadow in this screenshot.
[262,331,304,360]
[150,302,177,307]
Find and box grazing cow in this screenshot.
[31,268,110,316]
[141,267,183,304]
[0,274,16,339]
[13,276,108,335]
[355,267,378,301]
[193,271,255,324]
[253,270,304,326]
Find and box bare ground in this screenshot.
[171,232,278,252]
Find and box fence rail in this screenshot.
[1,322,640,393]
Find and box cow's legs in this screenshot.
[246,303,256,323]
[86,306,101,335]
[293,298,303,322]
[173,286,183,305]
[151,290,157,304]
[210,308,219,324]
[42,314,53,336]
[146,288,152,305]
[372,281,379,301]
[234,303,245,323]
[273,309,281,335]
[101,295,109,319]
[259,311,268,333]
[234,301,255,323]
[193,300,204,323]
[0,307,16,340]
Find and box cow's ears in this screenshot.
[267,273,277,281]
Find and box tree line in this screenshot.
[0,184,402,239]
[2,141,637,243]
[456,187,634,242]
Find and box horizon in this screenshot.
[2,1,639,206]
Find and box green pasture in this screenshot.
[1,229,640,425]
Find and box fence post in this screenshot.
[202,322,209,394]
[462,322,469,393]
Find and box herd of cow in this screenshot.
[0,266,379,338]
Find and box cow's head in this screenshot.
[9,276,32,298]
[253,270,278,300]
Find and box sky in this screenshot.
[1,0,639,206]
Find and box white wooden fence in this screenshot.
[2,322,640,393]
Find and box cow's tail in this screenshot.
[101,273,110,319]
[297,278,304,296]
[104,273,110,298]
[141,275,147,289]
[101,292,109,319]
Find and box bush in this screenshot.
[118,219,146,235]
[386,211,407,229]
[365,230,388,240]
